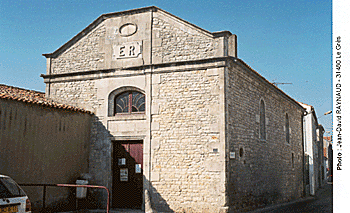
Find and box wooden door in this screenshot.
[112,141,143,208]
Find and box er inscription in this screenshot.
[113,41,142,59]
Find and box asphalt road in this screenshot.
[250,183,333,213]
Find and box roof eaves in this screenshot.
[231,57,305,111]
[43,6,231,58]
[1,94,93,114]
[43,6,157,58]
[0,84,92,114]
[43,14,107,58]
[212,31,233,37]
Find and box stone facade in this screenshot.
[150,66,226,212]
[42,6,304,212]
[226,60,304,211]
[50,24,106,75]
[152,17,218,63]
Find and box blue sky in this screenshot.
[0,0,332,131]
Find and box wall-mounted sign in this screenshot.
[113,41,142,60]
[135,164,141,173]
[230,152,236,159]
[120,168,128,181]
[118,158,126,165]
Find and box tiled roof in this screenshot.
[0,84,92,114]
[298,102,313,109]
[324,136,332,141]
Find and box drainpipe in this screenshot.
[301,112,305,196]
[146,8,154,211]
[46,57,52,98]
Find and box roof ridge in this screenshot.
[0,84,45,95]
[43,6,231,58]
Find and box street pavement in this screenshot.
[57,208,143,213]
[86,209,143,213]
[57,183,332,213]
[249,182,333,213]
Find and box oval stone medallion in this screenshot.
[119,23,137,37]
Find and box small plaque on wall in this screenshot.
[118,158,126,165]
[120,168,128,181]
[135,164,142,173]
[113,41,142,60]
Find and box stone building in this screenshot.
[42,6,305,212]
[0,84,92,211]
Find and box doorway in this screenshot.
[112,140,143,208]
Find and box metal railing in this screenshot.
[19,183,110,213]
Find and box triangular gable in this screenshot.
[43,6,155,58]
[43,6,236,75]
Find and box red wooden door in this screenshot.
[112,141,143,208]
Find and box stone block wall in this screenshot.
[50,81,98,112]
[41,7,304,212]
[49,80,111,208]
[50,24,106,75]
[150,67,226,212]
[152,15,219,63]
[225,59,304,212]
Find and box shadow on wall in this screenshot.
[82,116,111,210]
[10,110,92,212]
[111,137,173,212]
[304,154,311,195]
[145,178,174,213]
[20,185,77,212]
[79,117,174,212]
[227,147,286,212]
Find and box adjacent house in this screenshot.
[299,102,326,196]
[323,136,332,181]
[41,6,305,212]
[0,84,92,211]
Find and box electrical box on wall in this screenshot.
[230,152,235,159]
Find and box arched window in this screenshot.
[115,91,145,114]
[285,113,290,143]
[259,100,266,140]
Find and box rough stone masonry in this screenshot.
[42,6,305,212]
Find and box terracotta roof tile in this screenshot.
[0,84,92,114]
[324,136,332,141]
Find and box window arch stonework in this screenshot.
[259,99,266,140]
[285,113,290,143]
[108,87,145,116]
